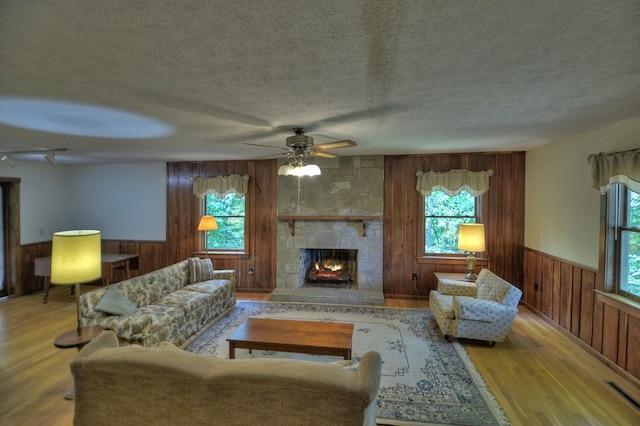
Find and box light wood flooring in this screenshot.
[1,286,639,425]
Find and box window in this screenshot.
[424,190,478,254]
[611,184,640,302]
[203,193,245,250]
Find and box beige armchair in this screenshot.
[429,269,522,346]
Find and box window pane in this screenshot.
[629,190,640,228]
[207,217,245,249]
[620,229,640,298]
[425,217,474,253]
[204,193,245,250]
[424,190,476,254]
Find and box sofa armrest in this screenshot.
[212,269,236,286]
[73,330,119,362]
[453,296,518,323]
[357,351,382,402]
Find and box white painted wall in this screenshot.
[67,163,166,240]
[525,116,640,268]
[1,161,70,244]
[1,161,166,244]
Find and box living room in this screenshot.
[2,116,640,425]
[2,1,640,425]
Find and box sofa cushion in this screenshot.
[453,296,500,322]
[188,257,214,284]
[95,286,138,316]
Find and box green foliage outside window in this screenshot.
[424,190,477,254]
[204,193,245,250]
[620,189,640,298]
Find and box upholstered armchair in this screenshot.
[430,269,522,346]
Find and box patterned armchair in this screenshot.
[430,269,522,346]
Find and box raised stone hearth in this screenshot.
[269,287,385,306]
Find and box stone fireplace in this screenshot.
[275,156,384,295]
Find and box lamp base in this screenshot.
[465,252,477,281]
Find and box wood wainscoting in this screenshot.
[523,247,640,384]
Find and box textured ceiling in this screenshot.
[1,0,639,165]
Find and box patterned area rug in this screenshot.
[185,301,510,426]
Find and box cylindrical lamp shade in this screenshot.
[50,230,102,285]
[197,215,219,231]
[457,224,486,253]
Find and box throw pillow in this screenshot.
[95,286,138,316]
[188,257,215,284]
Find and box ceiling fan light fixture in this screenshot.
[278,163,321,176]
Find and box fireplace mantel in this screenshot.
[276,215,382,236]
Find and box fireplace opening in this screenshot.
[300,248,357,288]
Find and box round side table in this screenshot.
[54,325,106,400]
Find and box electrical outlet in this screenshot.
[412,273,417,280]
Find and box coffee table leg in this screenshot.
[229,342,235,359]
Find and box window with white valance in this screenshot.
[588,149,640,193]
[192,174,250,199]
[416,169,492,255]
[416,169,493,196]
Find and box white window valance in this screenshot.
[588,149,640,194]
[192,174,250,199]
[416,169,492,196]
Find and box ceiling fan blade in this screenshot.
[314,140,357,150]
[312,151,338,159]
[243,142,288,151]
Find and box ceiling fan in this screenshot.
[245,127,357,163]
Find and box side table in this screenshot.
[54,325,105,400]
[433,272,478,297]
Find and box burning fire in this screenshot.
[314,261,343,272]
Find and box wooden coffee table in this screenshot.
[227,318,354,360]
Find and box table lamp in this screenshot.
[50,230,102,335]
[457,224,485,281]
[198,215,218,258]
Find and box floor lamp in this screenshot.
[50,230,102,335]
[457,224,485,281]
[198,215,218,258]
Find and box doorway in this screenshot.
[1,178,21,298]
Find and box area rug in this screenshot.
[185,301,510,426]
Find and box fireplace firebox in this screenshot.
[300,248,357,288]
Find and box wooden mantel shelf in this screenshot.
[276,216,383,236]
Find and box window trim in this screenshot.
[418,190,485,258]
[200,193,248,253]
[600,185,640,304]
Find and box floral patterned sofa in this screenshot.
[80,259,236,347]
[429,269,522,346]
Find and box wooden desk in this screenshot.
[227,318,353,360]
[36,254,140,303]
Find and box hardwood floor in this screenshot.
[1,287,639,425]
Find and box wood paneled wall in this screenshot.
[165,160,278,292]
[383,153,526,298]
[523,247,640,382]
